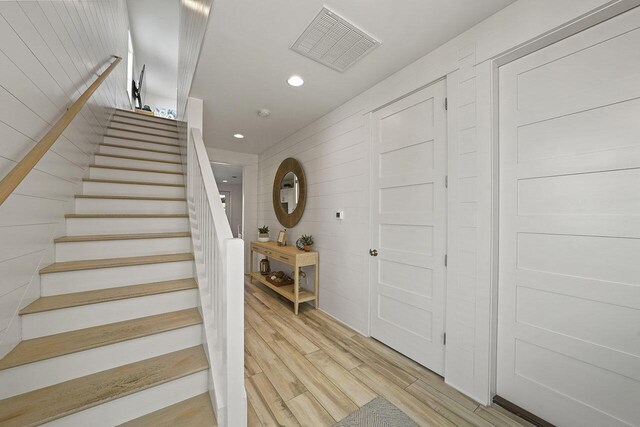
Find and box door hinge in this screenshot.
[444,97,448,110]
[443,333,447,345]
[444,254,448,267]
[445,175,448,188]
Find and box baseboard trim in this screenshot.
[493,395,555,427]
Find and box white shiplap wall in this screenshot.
[0,0,130,358]
[177,0,212,119]
[258,110,370,333]
[257,0,622,404]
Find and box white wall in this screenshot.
[144,92,178,112]
[127,0,179,111]
[0,0,130,358]
[217,183,242,238]
[258,0,629,405]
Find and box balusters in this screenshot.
[187,129,246,426]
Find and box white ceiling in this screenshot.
[127,0,179,110]
[211,162,243,185]
[190,0,515,154]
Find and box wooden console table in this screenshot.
[249,241,318,315]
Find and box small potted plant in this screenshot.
[299,234,314,252]
[258,226,270,242]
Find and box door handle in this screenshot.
[369,249,378,257]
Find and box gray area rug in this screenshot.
[333,397,419,427]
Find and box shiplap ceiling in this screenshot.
[127,0,178,110]
[190,0,515,154]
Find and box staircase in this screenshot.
[0,110,217,426]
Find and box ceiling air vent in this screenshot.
[291,7,380,72]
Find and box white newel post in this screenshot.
[224,237,246,426]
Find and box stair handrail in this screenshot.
[186,127,247,426]
[0,55,122,206]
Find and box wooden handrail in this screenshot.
[0,56,122,206]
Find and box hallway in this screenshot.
[244,278,532,426]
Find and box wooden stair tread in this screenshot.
[75,194,186,201]
[109,127,179,140]
[110,119,179,133]
[54,232,190,243]
[96,153,182,165]
[0,309,201,370]
[101,142,180,156]
[119,393,216,427]
[90,164,183,175]
[0,346,207,426]
[83,178,184,187]
[104,135,181,148]
[65,213,188,218]
[40,253,194,274]
[20,278,197,315]
[115,110,184,124]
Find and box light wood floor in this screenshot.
[244,278,534,427]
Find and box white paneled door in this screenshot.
[370,81,447,375]
[498,7,640,427]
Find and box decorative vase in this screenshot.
[258,233,269,242]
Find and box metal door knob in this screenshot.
[369,249,378,256]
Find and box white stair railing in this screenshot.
[186,128,246,427]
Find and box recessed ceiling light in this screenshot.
[233,133,244,139]
[222,180,228,183]
[287,75,304,87]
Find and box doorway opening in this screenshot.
[211,162,244,238]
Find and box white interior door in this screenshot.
[370,80,447,374]
[498,8,640,426]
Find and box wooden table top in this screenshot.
[251,240,318,256]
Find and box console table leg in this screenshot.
[249,249,254,279]
[314,264,319,309]
[294,265,300,315]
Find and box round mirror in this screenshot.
[273,158,306,228]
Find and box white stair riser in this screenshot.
[22,290,199,338]
[99,145,182,162]
[74,198,187,215]
[66,217,189,235]
[0,325,203,398]
[41,260,194,295]
[95,155,182,173]
[82,181,185,198]
[89,166,184,184]
[109,122,180,138]
[56,237,192,262]
[43,371,209,427]
[103,135,181,153]
[107,128,179,145]
[112,114,179,131]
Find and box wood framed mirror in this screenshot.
[273,158,307,228]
